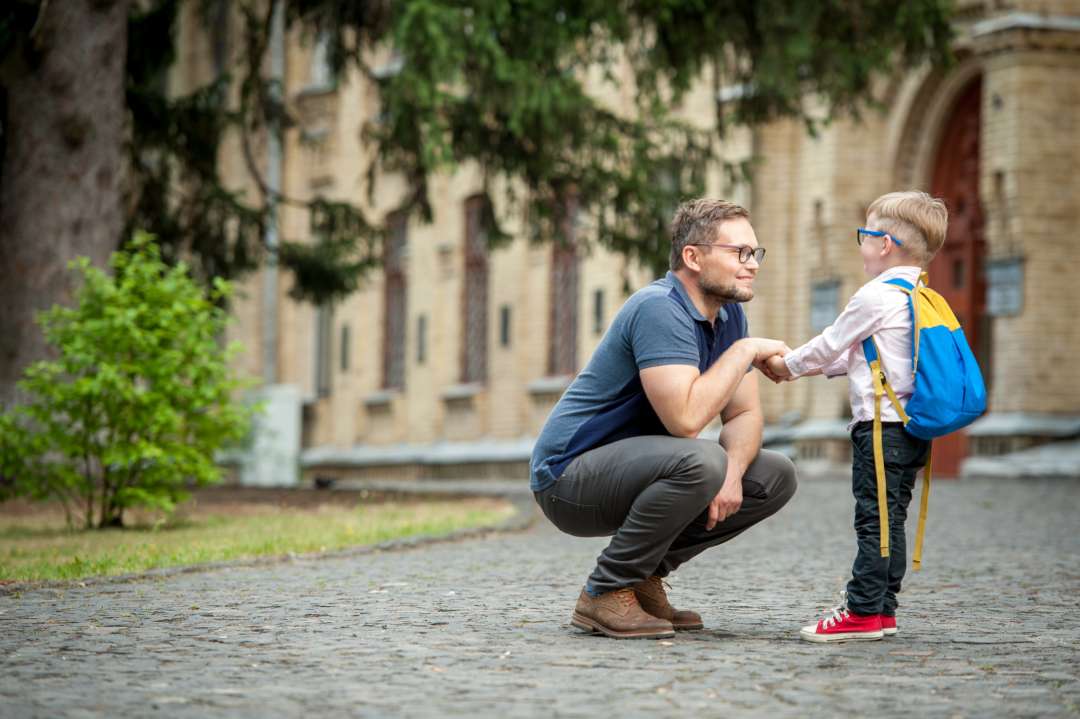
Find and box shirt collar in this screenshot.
[665,271,727,325]
[878,266,923,282]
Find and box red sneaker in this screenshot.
[880,614,898,636]
[800,599,883,643]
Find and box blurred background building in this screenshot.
[172,0,1080,485]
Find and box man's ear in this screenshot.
[683,246,703,272]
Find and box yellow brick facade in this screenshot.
[173,2,1080,481]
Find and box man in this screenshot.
[530,198,798,639]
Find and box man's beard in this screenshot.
[699,275,753,303]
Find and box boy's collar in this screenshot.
[878,265,922,280]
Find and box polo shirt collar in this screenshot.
[666,271,727,325]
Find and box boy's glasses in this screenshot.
[856,228,903,247]
[688,243,766,264]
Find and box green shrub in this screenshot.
[0,233,257,528]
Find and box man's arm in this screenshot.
[640,337,788,439]
[704,369,765,528]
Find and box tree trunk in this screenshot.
[0,0,130,406]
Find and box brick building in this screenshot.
[173,1,1080,484]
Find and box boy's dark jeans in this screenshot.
[846,421,931,617]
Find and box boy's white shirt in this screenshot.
[784,266,923,430]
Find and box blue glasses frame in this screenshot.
[856,228,903,247]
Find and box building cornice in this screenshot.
[972,13,1080,36]
[969,13,1080,56]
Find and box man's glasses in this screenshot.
[856,228,903,247]
[688,243,766,264]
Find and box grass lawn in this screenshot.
[0,489,517,583]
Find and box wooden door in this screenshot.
[928,78,988,477]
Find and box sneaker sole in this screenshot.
[571,612,675,640]
[799,628,884,643]
[882,627,898,636]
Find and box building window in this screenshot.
[383,212,408,390]
[499,304,512,348]
[549,194,580,376]
[417,314,427,365]
[339,324,350,372]
[810,279,841,333]
[592,288,605,336]
[462,195,489,383]
[315,304,332,398]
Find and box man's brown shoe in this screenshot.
[571,587,675,639]
[633,576,704,631]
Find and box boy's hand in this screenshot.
[742,338,791,383]
[763,354,793,383]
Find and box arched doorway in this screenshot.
[928,77,988,477]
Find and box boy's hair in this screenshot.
[669,199,750,271]
[867,191,949,266]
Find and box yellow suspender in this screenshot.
[869,358,891,558]
[868,335,932,570]
[912,446,932,571]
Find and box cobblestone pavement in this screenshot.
[1,477,1078,718]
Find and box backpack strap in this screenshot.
[912,444,932,571]
[883,275,922,374]
[868,351,890,559]
[863,337,892,558]
[863,326,933,570]
[861,337,909,424]
[884,274,934,569]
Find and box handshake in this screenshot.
[744,338,794,385]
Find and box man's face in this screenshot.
[694,217,760,304]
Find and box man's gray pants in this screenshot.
[534,436,797,596]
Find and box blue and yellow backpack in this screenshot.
[861,273,987,569]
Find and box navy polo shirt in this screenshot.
[529,271,749,493]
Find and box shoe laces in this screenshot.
[612,587,638,607]
[644,576,672,595]
[820,591,851,629]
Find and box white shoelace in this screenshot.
[819,591,850,629]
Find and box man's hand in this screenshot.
[743,338,791,383]
[706,479,744,530]
[743,338,791,365]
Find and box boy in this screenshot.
[765,191,948,642]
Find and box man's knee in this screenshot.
[673,441,727,499]
[756,449,798,505]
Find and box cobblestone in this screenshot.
[1,477,1078,717]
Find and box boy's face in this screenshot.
[860,213,893,277]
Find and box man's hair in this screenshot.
[669,199,750,271]
[867,191,949,266]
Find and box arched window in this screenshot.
[461,196,490,384]
[548,194,579,376]
[382,211,408,390]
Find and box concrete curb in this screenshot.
[0,482,537,597]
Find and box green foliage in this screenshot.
[277,198,384,303]
[0,234,258,529]
[2,1,956,296]
[298,0,955,274]
[126,0,267,290]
